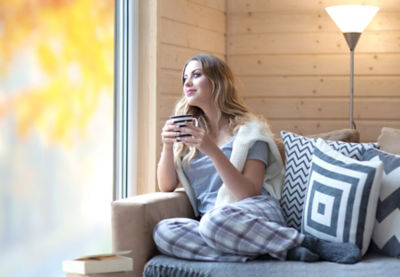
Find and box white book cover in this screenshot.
[65,272,130,277]
[62,251,133,274]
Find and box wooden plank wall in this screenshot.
[137,0,158,194]
[227,0,400,142]
[158,0,226,124]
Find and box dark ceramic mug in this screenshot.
[169,115,199,137]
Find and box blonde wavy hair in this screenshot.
[173,54,252,166]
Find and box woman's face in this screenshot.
[182,60,213,108]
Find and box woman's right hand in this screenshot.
[161,119,180,148]
[158,119,179,192]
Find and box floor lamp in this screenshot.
[325,5,379,129]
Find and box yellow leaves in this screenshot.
[14,80,101,148]
[37,41,59,74]
[1,0,114,147]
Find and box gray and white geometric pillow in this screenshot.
[280,131,378,230]
[362,148,400,256]
[302,139,383,255]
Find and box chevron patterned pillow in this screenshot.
[280,131,378,230]
[302,139,383,255]
[362,148,400,257]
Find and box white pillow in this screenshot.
[280,130,378,230]
[302,139,383,255]
[362,148,400,256]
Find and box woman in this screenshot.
[154,54,360,263]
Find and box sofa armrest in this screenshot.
[111,189,194,277]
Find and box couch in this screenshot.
[112,127,400,277]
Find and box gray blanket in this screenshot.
[144,254,400,277]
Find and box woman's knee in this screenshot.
[154,218,199,239]
[153,218,172,242]
[154,218,173,232]
[198,205,236,241]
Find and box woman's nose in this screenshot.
[184,78,192,86]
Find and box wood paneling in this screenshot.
[159,44,225,71]
[246,98,400,119]
[158,0,226,121]
[228,12,400,34]
[230,54,400,75]
[228,0,400,13]
[160,0,225,32]
[267,119,400,142]
[227,0,400,142]
[190,0,225,12]
[137,0,159,194]
[239,76,400,97]
[159,94,181,118]
[160,18,225,53]
[159,69,182,94]
[229,31,400,54]
[356,120,400,142]
[267,118,351,137]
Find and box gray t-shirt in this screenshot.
[183,137,269,215]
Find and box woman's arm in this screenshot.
[157,120,179,192]
[207,148,266,200]
[180,123,265,200]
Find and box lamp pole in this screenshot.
[343,32,361,129]
[350,48,354,129]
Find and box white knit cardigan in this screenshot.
[175,118,284,217]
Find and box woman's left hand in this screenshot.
[179,122,217,156]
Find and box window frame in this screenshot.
[113,0,138,200]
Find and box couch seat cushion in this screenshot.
[144,254,400,277]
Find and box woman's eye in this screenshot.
[193,73,201,78]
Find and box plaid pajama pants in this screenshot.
[153,194,304,262]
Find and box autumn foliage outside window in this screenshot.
[0,1,114,276]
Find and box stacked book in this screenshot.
[62,251,133,277]
[64,273,131,277]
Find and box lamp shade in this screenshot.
[325,5,379,33]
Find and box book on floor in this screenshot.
[62,251,133,274]
[65,272,131,277]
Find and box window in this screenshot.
[0,1,114,276]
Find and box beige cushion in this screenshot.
[378,127,400,155]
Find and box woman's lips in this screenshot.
[185,89,196,96]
